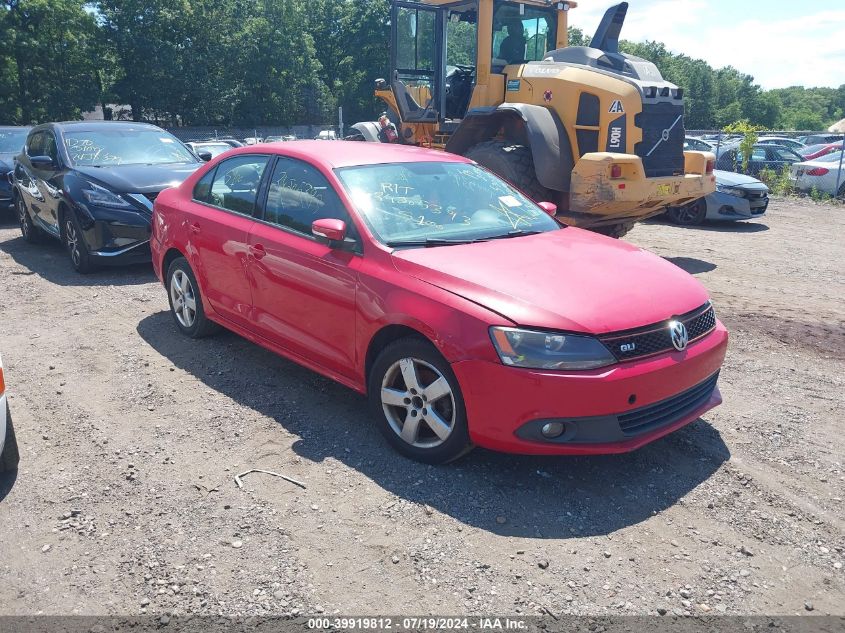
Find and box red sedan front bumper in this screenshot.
[452,321,728,455]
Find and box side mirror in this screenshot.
[30,155,56,169]
[197,151,213,162]
[312,218,347,243]
[538,201,557,217]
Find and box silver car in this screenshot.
[1,353,20,473]
[666,170,769,225]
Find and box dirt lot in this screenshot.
[0,198,842,618]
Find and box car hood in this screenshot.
[392,228,709,334]
[714,170,766,188]
[73,162,202,194]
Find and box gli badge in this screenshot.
[543,90,553,103]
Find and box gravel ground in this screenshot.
[0,197,842,618]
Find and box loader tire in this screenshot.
[594,221,636,239]
[464,141,551,203]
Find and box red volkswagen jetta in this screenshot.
[151,141,728,463]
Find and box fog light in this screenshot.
[541,422,565,438]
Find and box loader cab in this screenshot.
[388,0,571,130]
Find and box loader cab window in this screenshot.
[393,5,439,123]
[491,1,557,71]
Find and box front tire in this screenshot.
[166,257,218,338]
[63,212,95,273]
[668,199,707,226]
[368,338,472,464]
[16,197,41,244]
[464,141,551,203]
[1,404,20,473]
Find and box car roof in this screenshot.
[237,140,472,169]
[37,121,166,133]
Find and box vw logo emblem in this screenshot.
[669,320,689,351]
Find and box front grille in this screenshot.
[600,303,716,361]
[619,371,719,436]
[634,101,686,177]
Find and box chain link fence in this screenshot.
[165,125,341,144]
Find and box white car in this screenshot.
[0,353,20,472]
[791,151,845,197]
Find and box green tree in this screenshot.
[1,0,100,124]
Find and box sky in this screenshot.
[569,0,845,89]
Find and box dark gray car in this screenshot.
[667,170,768,225]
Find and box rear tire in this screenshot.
[668,198,707,226]
[16,197,41,244]
[464,141,551,203]
[1,404,20,473]
[594,221,636,238]
[368,338,472,464]
[166,257,219,338]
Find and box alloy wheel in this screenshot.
[65,219,81,266]
[380,357,456,448]
[170,269,198,328]
[17,199,29,239]
[675,200,705,225]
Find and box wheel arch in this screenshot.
[364,324,437,388]
[162,247,186,280]
[445,104,574,192]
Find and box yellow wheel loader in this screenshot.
[349,0,716,237]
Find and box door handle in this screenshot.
[190,222,201,234]
[249,244,266,260]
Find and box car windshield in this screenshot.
[63,128,197,167]
[0,129,29,153]
[335,161,560,246]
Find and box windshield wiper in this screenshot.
[484,230,543,240]
[387,230,544,248]
[386,237,479,248]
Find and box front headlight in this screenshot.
[490,327,616,370]
[81,182,134,209]
[716,185,746,197]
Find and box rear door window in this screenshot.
[204,155,270,216]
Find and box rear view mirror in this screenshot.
[312,218,347,242]
[30,155,55,169]
[538,201,557,217]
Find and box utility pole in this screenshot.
[338,107,344,140]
